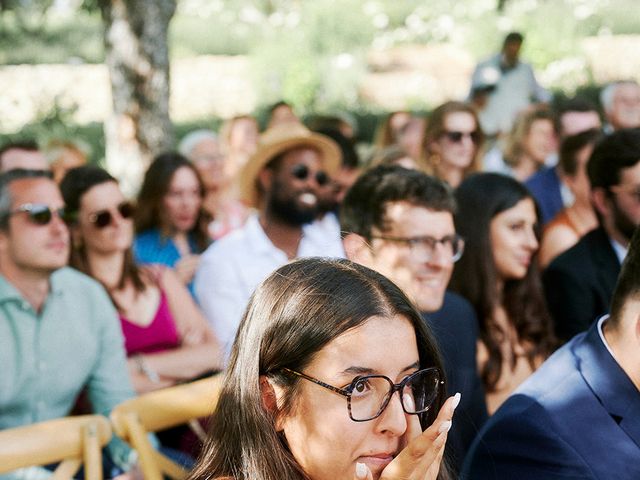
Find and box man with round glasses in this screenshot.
[195,123,345,359]
[340,164,488,473]
[0,169,137,476]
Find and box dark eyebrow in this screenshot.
[404,361,421,372]
[340,361,420,377]
[341,366,375,376]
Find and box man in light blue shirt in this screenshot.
[470,31,551,137]
[0,169,136,477]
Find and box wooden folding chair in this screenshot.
[0,414,112,480]
[110,374,223,480]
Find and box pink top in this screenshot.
[120,290,180,355]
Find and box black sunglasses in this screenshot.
[88,201,135,229]
[443,130,481,144]
[7,203,72,226]
[291,164,330,186]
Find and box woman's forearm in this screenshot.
[136,340,223,381]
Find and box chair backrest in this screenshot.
[110,374,224,480]
[0,414,112,480]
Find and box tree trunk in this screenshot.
[99,0,176,195]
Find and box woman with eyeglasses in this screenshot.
[134,152,211,293]
[60,166,223,394]
[450,173,556,414]
[422,101,484,188]
[189,257,459,480]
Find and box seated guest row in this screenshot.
[1,94,640,479]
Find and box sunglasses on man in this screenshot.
[6,203,74,226]
[290,164,330,186]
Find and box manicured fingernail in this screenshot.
[438,420,452,434]
[403,393,415,412]
[451,392,461,412]
[356,462,368,479]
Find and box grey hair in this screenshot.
[600,80,640,114]
[178,129,218,160]
[0,169,53,229]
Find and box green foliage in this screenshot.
[3,0,640,145]
[169,14,254,56]
[0,10,104,64]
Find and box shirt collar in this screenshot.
[609,237,628,265]
[247,213,320,257]
[597,314,616,359]
[246,214,285,256]
[0,269,63,304]
[0,274,23,302]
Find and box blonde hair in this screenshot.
[503,105,555,168]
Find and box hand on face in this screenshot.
[354,393,460,480]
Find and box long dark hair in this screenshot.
[134,151,209,252]
[450,173,556,391]
[189,258,452,480]
[59,166,146,300]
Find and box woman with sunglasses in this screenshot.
[450,173,556,414]
[60,166,223,394]
[134,152,210,293]
[423,101,484,188]
[189,257,460,480]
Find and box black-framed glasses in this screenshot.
[88,201,135,229]
[7,203,72,226]
[442,130,481,144]
[371,233,465,263]
[291,164,330,186]
[283,367,443,422]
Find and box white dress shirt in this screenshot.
[194,214,345,360]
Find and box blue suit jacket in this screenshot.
[425,292,488,474]
[525,166,564,225]
[461,321,640,479]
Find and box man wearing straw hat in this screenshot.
[194,123,344,358]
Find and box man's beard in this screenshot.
[611,196,639,242]
[266,186,318,226]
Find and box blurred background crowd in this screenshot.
[1,1,640,479]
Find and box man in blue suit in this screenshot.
[462,226,640,479]
[340,165,488,474]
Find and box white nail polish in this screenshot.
[438,420,452,434]
[452,392,461,410]
[356,462,368,479]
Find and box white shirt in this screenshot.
[194,214,344,360]
[609,237,628,265]
[597,315,616,359]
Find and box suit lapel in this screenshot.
[576,322,640,450]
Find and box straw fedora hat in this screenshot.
[239,122,342,207]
